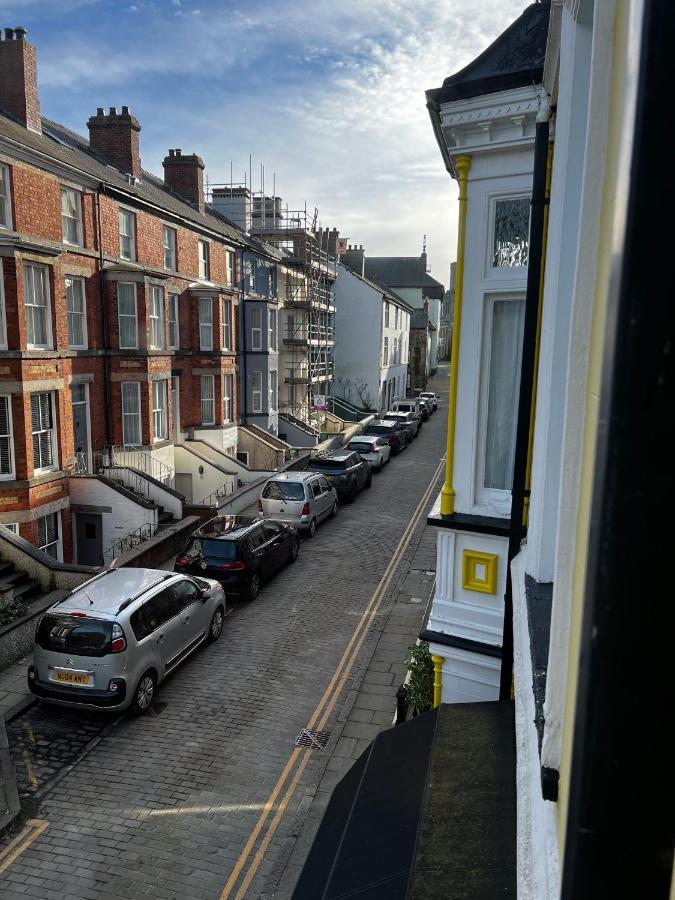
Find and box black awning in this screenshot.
[293,702,516,900]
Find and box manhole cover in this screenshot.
[294,729,331,751]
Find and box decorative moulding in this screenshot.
[462,549,498,594]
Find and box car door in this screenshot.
[247,523,271,578]
[132,588,183,674]
[171,578,208,655]
[262,521,288,571]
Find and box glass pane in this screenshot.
[483,299,525,490]
[493,198,530,267]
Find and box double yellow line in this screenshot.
[0,819,48,876]
[220,456,445,899]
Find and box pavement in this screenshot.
[0,367,448,900]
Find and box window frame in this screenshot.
[251,307,262,350]
[0,259,7,350]
[117,282,138,349]
[269,369,278,411]
[221,299,232,350]
[199,297,213,350]
[486,192,531,276]
[121,381,142,447]
[149,285,165,350]
[251,371,263,413]
[382,336,389,368]
[30,391,58,474]
[0,164,12,230]
[384,302,390,328]
[119,208,136,261]
[225,249,235,286]
[223,373,234,423]
[65,276,88,349]
[163,225,177,271]
[37,511,62,562]
[152,379,168,443]
[269,308,277,351]
[167,292,180,349]
[200,374,215,426]
[0,394,15,480]
[198,240,210,281]
[24,263,53,350]
[60,187,83,246]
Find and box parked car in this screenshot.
[306,450,372,502]
[418,397,433,418]
[345,435,391,471]
[259,471,337,538]
[28,568,226,714]
[393,397,427,424]
[419,391,439,411]
[175,516,299,600]
[364,419,409,455]
[386,410,420,440]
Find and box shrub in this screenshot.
[405,641,434,714]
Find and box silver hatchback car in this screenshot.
[259,471,337,538]
[28,568,226,714]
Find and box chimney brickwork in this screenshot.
[163,149,205,212]
[0,27,42,133]
[341,244,365,276]
[87,106,141,178]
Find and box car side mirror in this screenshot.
[201,588,210,602]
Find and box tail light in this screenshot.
[111,623,127,653]
[220,561,246,570]
[176,556,188,566]
[257,498,263,512]
[70,611,87,617]
[301,501,311,516]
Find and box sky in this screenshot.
[6,0,528,288]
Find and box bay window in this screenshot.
[152,379,168,442]
[222,299,231,350]
[149,285,165,349]
[118,283,137,349]
[492,196,530,268]
[24,264,52,349]
[223,373,233,422]
[199,298,213,349]
[251,371,263,413]
[31,392,56,472]
[121,382,141,446]
[168,293,179,349]
[66,276,87,348]
[200,375,215,425]
[251,308,262,350]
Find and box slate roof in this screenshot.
[338,261,414,311]
[426,2,550,106]
[364,256,445,296]
[0,109,247,247]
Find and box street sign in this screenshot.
[313,395,326,411]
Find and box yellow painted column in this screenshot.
[440,155,471,516]
[432,654,444,708]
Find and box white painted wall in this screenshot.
[173,445,235,504]
[192,425,238,452]
[187,438,271,483]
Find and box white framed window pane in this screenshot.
[199,298,213,349]
[1,523,18,535]
[31,392,55,471]
[24,264,51,348]
[223,374,233,422]
[222,299,231,350]
[0,259,7,349]
[0,395,14,477]
[60,188,81,245]
[483,299,525,490]
[121,382,141,446]
[269,370,277,411]
[163,226,176,270]
[152,380,167,441]
[200,375,215,425]
[119,210,135,260]
[252,370,263,413]
[149,286,164,349]
[269,309,277,351]
[66,277,87,348]
[251,308,262,350]
[37,511,60,560]
[226,250,235,285]
[492,197,530,268]
[199,241,210,280]
[118,283,137,348]
[168,293,179,348]
[1,165,12,229]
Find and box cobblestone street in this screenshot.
[0,370,448,900]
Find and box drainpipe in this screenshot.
[499,96,552,701]
[440,155,471,516]
[240,247,248,425]
[96,184,112,449]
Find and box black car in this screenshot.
[364,419,409,455]
[306,450,372,502]
[174,516,299,601]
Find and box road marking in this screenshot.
[22,750,38,791]
[0,819,48,875]
[221,455,445,899]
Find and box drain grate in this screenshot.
[294,729,331,751]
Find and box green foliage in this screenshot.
[405,641,434,714]
[0,598,25,626]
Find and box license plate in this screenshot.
[53,672,91,686]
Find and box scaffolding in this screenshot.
[208,178,338,429]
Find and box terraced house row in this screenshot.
[0,26,328,567]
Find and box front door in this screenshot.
[75,513,102,566]
[71,384,91,472]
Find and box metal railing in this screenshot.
[101,522,158,565]
[110,446,175,488]
[192,482,233,507]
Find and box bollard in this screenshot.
[432,655,444,708]
[395,683,409,725]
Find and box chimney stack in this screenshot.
[87,106,141,178]
[163,149,205,213]
[0,27,41,133]
[341,243,365,277]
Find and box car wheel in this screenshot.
[247,572,261,601]
[208,605,225,642]
[330,501,338,518]
[288,538,300,563]
[306,517,317,538]
[131,670,156,715]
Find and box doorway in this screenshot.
[75,512,103,565]
[71,383,91,472]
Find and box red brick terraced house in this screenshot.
[0,26,248,566]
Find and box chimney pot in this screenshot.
[121,105,129,115]
[96,106,104,116]
[4,28,13,40]
[109,106,116,115]
[175,148,182,156]
[15,26,27,40]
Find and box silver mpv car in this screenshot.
[28,568,226,714]
[259,471,337,537]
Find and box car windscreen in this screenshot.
[35,614,113,658]
[183,538,237,561]
[262,481,306,501]
[309,459,347,471]
[347,443,374,453]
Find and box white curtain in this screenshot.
[484,299,525,491]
